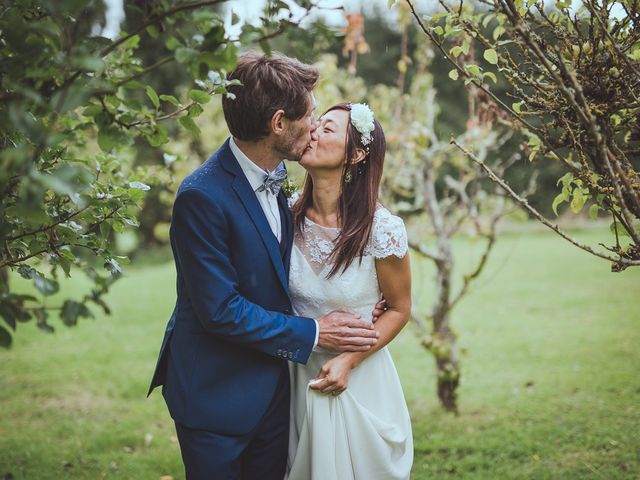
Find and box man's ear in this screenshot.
[352,148,367,164]
[271,109,286,136]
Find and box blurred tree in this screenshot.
[376,5,530,413]
[311,8,525,411]
[403,0,640,271]
[0,0,322,347]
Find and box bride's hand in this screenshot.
[309,355,353,396]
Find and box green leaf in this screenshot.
[1,309,16,330]
[147,125,168,147]
[145,86,160,109]
[51,83,92,113]
[33,307,53,333]
[259,39,272,56]
[187,103,204,118]
[483,71,497,83]
[450,46,464,58]
[557,172,574,187]
[104,257,122,274]
[449,69,459,80]
[146,25,160,39]
[166,37,181,51]
[60,300,93,327]
[188,89,211,104]
[512,101,524,113]
[610,220,631,238]
[552,190,568,215]
[18,265,36,279]
[483,48,499,65]
[175,47,199,64]
[570,188,586,213]
[97,126,127,153]
[159,94,180,106]
[59,256,72,277]
[122,34,140,50]
[33,274,59,296]
[0,326,11,349]
[179,116,201,137]
[588,204,599,220]
[466,64,481,76]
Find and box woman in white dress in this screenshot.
[287,102,414,480]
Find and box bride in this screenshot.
[286,102,414,479]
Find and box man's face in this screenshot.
[275,93,319,162]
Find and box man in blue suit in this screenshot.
[148,53,380,479]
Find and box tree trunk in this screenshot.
[423,163,461,413]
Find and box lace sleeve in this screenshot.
[366,208,408,259]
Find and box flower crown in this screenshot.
[349,103,375,147]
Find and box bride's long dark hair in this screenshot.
[291,102,386,277]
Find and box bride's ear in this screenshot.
[351,148,367,164]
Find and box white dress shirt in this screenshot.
[229,137,319,347]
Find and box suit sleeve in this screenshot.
[171,188,316,364]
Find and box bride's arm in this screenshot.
[309,254,412,395]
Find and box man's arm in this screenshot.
[172,188,377,362]
[173,188,316,362]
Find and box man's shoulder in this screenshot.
[178,140,233,196]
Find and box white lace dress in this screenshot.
[286,207,414,480]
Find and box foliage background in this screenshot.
[1,0,639,478]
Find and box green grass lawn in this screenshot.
[1,228,639,479]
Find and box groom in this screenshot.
[148,53,380,480]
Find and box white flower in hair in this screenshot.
[349,103,375,146]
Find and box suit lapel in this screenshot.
[220,140,289,294]
[278,191,293,278]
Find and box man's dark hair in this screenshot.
[222,52,319,141]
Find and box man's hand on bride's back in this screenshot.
[316,311,379,352]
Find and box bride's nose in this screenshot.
[310,120,320,141]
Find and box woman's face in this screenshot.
[300,109,350,171]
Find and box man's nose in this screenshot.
[310,120,319,141]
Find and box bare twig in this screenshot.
[451,139,640,266]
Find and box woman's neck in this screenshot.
[307,171,342,228]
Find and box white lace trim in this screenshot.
[304,224,335,265]
[365,208,408,259]
[294,208,407,272]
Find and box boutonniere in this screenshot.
[281,177,298,199]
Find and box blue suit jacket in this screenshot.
[148,139,316,435]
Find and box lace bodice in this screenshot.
[289,207,408,333]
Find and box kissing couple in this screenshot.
[149,52,414,480]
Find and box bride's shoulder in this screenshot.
[368,205,408,259]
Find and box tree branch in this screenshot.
[450,139,640,267]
